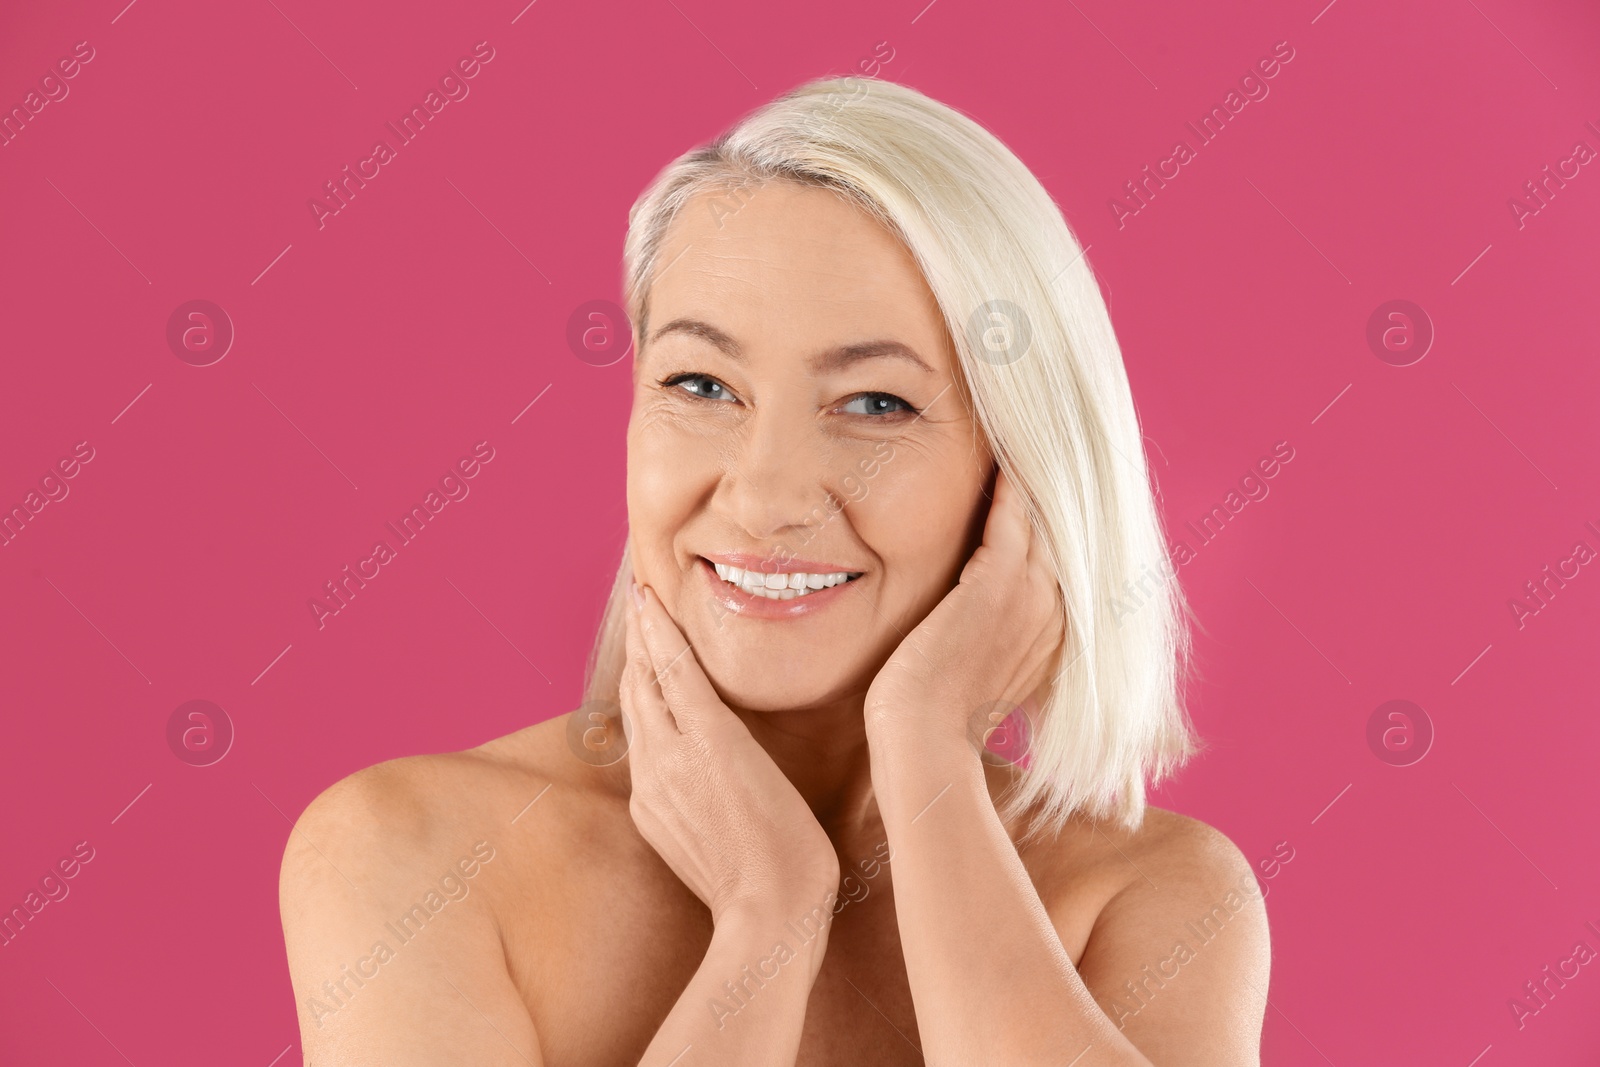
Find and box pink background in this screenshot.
[2,0,1598,1062]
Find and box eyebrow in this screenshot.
[646,317,935,375]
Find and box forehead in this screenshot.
[645,180,953,370]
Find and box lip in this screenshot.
[700,551,865,576]
[696,556,864,620]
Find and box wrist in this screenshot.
[715,890,836,982]
[868,725,986,826]
[865,708,980,777]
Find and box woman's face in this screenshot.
[626,180,994,713]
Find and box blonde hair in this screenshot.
[583,74,1200,842]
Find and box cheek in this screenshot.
[626,473,678,584]
[626,418,716,578]
[858,464,981,584]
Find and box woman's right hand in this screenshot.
[621,579,841,929]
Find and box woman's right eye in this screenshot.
[660,373,736,403]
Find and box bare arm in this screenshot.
[621,582,845,1065]
[280,759,840,1066]
[866,727,1270,1065]
[858,468,1270,1063]
[635,899,833,1066]
[279,764,544,1067]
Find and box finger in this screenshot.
[982,465,1033,566]
[636,584,722,732]
[623,580,675,743]
[616,660,646,764]
[994,471,1063,681]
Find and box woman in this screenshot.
[280,75,1270,1065]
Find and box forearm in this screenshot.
[638,900,831,1067]
[868,729,1151,1066]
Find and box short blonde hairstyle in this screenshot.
[583,74,1200,842]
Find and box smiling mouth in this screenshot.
[702,558,864,601]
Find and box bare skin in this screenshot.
[280,181,1270,1065]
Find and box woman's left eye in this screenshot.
[839,393,917,417]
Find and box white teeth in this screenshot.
[710,561,860,600]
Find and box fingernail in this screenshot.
[631,580,644,610]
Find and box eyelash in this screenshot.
[656,372,920,418]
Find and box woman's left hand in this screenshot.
[863,465,1066,758]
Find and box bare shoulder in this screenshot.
[1063,805,1272,1066]
[279,722,557,896]
[284,748,488,863]
[280,714,616,887]
[1099,805,1260,893]
[277,715,593,1066]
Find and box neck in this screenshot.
[729,694,887,864]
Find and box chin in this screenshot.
[696,651,861,714]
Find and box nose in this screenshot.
[718,403,837,546]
